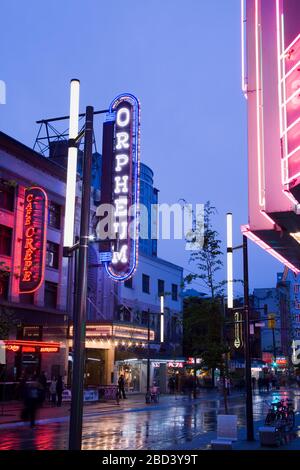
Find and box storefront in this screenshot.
[68,322,154,389]
[115,358,186,394]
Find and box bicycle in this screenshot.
[265,399,295,431]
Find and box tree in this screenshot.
[0,306,19,339]
[183,201,229,410]
[185,201,224,298]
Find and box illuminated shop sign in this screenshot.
[4,340,60,353]
[99,93,140,282]
[167,362,184,369]
[19,187,48,293]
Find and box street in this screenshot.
[1,390,299,450]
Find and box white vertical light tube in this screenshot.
[64,79,80,248]
[160,295,164,343]
[227,212,233,309]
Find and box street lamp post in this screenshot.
[226,213,254,441]
[68,106,94,450]
[243,235,254,441]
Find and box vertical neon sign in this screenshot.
[19,187,48,293]
[100,93,140,281]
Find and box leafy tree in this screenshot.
[185,201,224,298]
[0,306,19,339]
[183,201,230,409]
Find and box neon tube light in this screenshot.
[280,33,300,58]
[282,189,299,206]
[241,0,247,98]
[276,0,283,136]
[260,210,276,226]
[227,212,233,309]
[281,115,300,136]
[64,79,80,248]
[255,0,265,207]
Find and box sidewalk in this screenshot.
[167,408,300,451]
[0,389,243,428]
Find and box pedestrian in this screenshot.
[118,374,126,399]
[258,376,262,393]
[225,377,231,396]
[49,377,57,406]
[168,376,175,394]
[21,379,42,428]
[252,376,256,391]
[38,371,48,405]
[56,375,64,407]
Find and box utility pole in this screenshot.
[68,106,94,450]
[243,235,254,441]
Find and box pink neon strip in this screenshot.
[241,225,300,273]
[255,0,265,207]
[281,33,300,58]
[241,0,247,98]
[260,210,276,226]
[282,189,299,205]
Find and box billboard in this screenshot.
[97,93,140,281]
[19,186,48,293]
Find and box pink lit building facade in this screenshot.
[242,0,300,272]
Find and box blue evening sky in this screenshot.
[0,0,282,295]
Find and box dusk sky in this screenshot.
[0,0,284,295]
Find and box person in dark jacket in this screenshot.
[38,371,47,405]
[56,376,64,407]
[118,375,127,399]
[22,380,42,428]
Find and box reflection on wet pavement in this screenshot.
[1,391,300,450]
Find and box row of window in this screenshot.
[0,179,61,229]
[124,274,178,301]
[0,274,58,309]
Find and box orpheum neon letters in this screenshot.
[19,187,48,293]
[99,93,140,281]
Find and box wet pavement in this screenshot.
[1,389,300,450]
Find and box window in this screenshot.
[158,279,164,297]
[294,285,300,293]
[0,179,15,212]
[124,277,133,289]
[48,202,61,229]
[44,281,58,309]
[46,241,59,269]
[0,272,9,300]
[0,225,12,256]
[142,274,150,294]
[172,284,178,301]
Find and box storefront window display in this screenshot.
[118,362,141,392]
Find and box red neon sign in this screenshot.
[22,346,36,353]
[4,340,60,354]
[19,187,48,293]
[40,347,59,353]
[5,345,20,352]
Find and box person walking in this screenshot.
[49,377,57,406]
[22,379,42,428]
[56,375,64,407]
[118,374,127,399]
[38,371,48,405]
